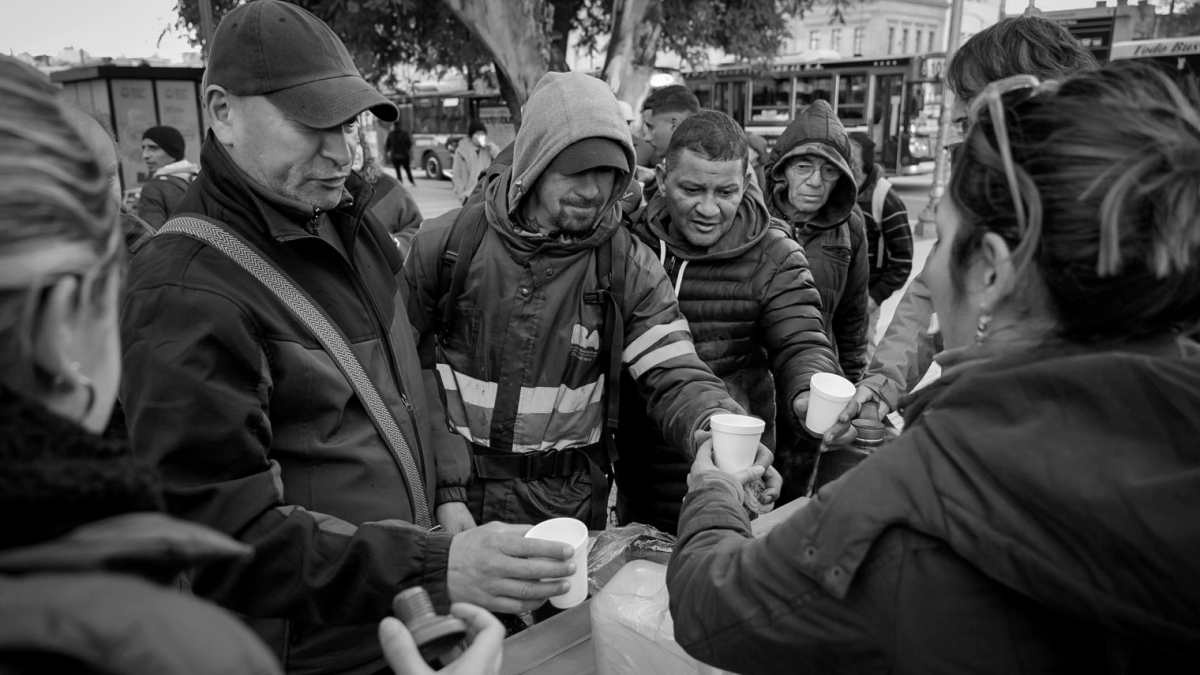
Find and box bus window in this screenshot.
[442,97,465,134]
[836,74,868,127]
[751,76,791,126]
[414,97,438,134]
[795,75,833,112]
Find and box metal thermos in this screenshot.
[810,403,887,494]
[392,586,468,668]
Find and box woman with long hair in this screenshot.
[667,60,1200,673]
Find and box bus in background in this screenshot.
[1109,35,1200,79]
[391,68,682,180]
[390,87,515,180]
[683,52,946,175]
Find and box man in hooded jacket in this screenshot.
[616,111,837,534]
[765,100,870,499]
[405,72,759,531]
[766,100,869,381]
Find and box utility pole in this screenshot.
[914,0,965,237]
[199,0,216,61]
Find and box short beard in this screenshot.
[551,208,602,235]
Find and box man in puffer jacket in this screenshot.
[766,100,869,381]
[617,111,838,533]
[406,72,762,531]
[765,100,869,500]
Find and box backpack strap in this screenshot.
[584,229,627,466]
[872,177,892,268]
[156,215,433,530]
[438,203,488,330]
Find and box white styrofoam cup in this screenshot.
[805,372,857,435]
[525,517,589,609]
[709,413,766,473]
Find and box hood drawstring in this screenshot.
[658,240,689,298]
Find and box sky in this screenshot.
[2,0,1148,64]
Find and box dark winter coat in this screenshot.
[766,100,870,382]
[120,133,466,675]
[856,164,913,305]
[615,178,837,534]
[405,72,741,526]
[0,388,281,675]
[668,339,1200,674]
[136,159,198,230]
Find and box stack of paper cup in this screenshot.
[709,414,766,473]
[524,517,589,609]
[805,373,857,435]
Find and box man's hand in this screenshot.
[447,522,574,615]
[379,603,503,675]
[436,502,477,534]
[689,429,781,506]
[822,385,890,447]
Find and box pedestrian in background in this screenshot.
[387,122,416,185]
[136,125,197,230]
[452,120,499,204]
[356,125,423,258]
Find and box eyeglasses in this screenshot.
[963,74,1059,255]
[786,160,841,183]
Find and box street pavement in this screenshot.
[388,167,938,338]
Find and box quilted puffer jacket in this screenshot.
[616,177,838,533]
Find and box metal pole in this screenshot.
[198,0,217,61]
[914,0,965,237]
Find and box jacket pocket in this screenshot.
[821,244,852,265]
[440,306,481,353]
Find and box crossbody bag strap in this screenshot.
[157,215,432,529]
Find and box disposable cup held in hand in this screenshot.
[806,372,858,435]
[710,414,766,473]
[525,517,589,609]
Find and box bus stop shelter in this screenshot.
[51,65,206,203]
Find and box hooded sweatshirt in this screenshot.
[614,177,837,533]
[405,72,740,494]
[766,100,870,381]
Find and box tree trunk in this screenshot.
[441,0,553,121]
[601,0,663,113]
[494,65,523,130]
[548,0,585,72]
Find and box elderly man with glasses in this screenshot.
[764,98,869,501]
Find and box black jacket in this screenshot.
[120,133,464,675]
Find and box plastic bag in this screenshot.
[587,523,675,597]
[591,560,732,675]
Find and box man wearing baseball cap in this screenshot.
[119,3,573,673]
[405,71,755,533]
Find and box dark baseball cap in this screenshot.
[548,138,628,176]
[205,0,398,128]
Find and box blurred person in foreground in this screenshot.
[0,53,280,675]
[847,132,912,360]
[829,16,1099,438]
[616,110,834,534]
[118,3,573,673]
[667,61,1200,673]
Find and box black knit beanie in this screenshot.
[142,125,186,161]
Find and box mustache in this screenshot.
[560,197,605,209]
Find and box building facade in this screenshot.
[782,0,1003,59]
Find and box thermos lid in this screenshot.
[851,418,887,444]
